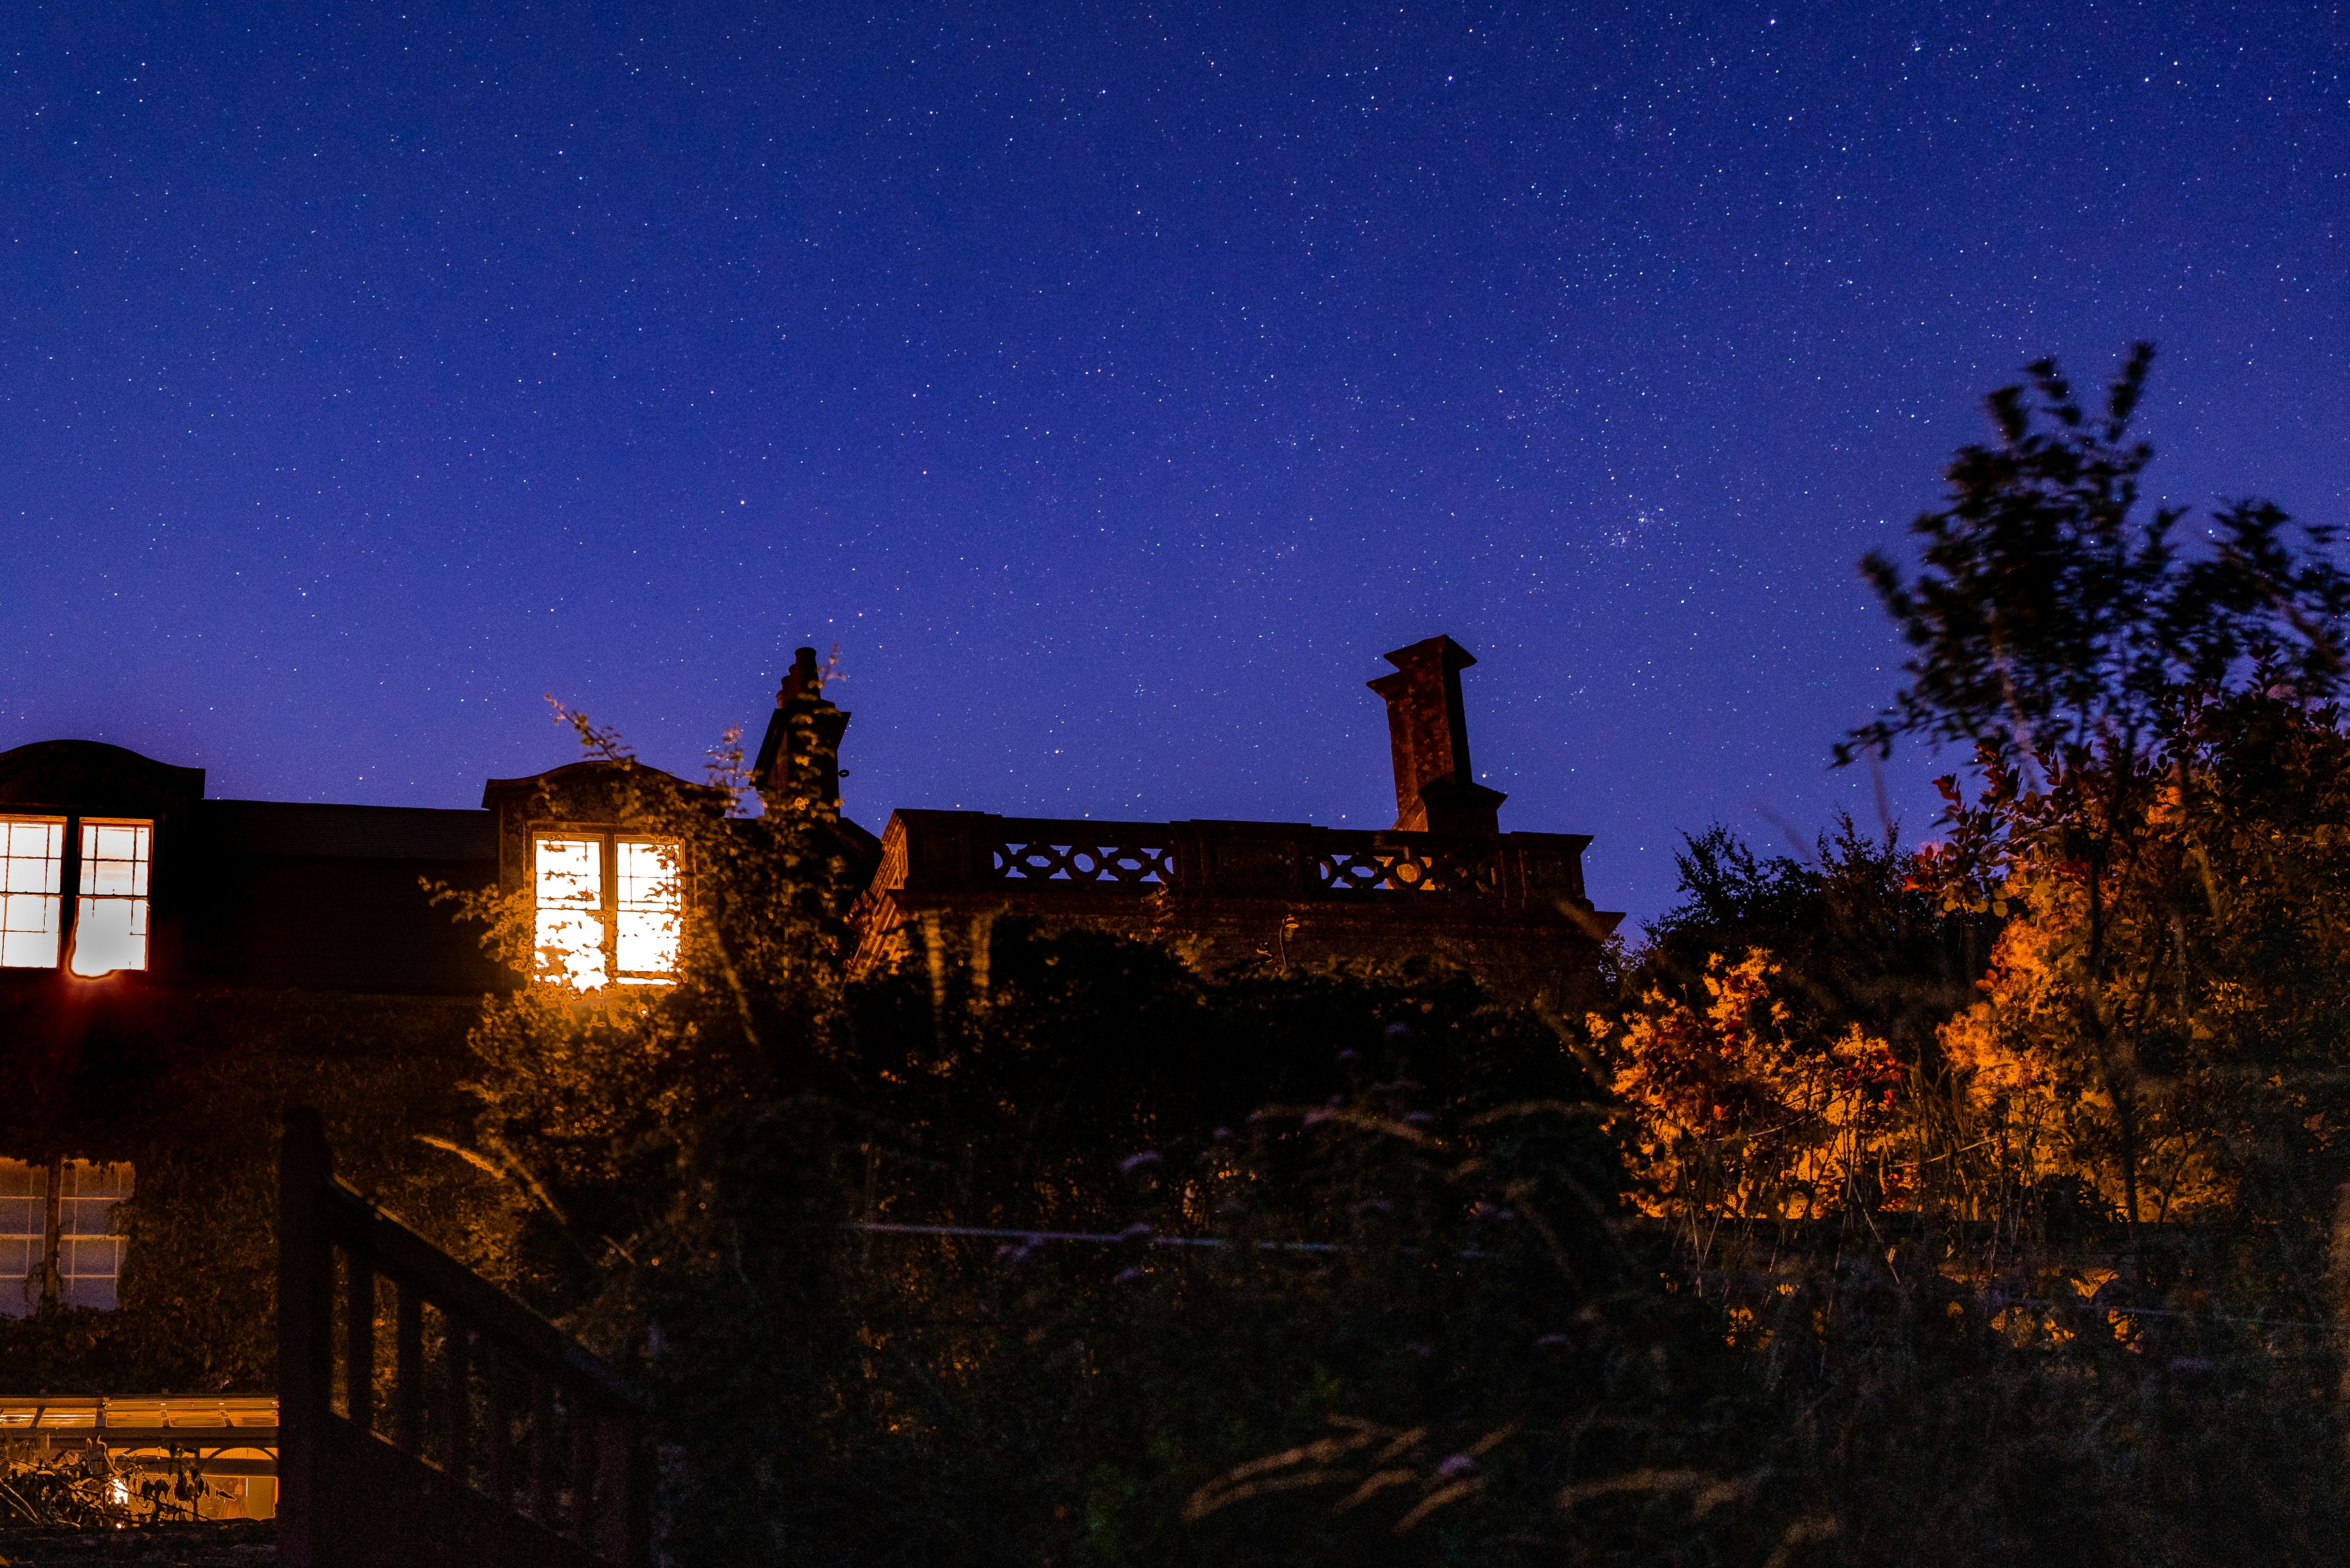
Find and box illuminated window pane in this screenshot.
[614,839,681,981]
[0,1160,41,1320]
[71,821,151,976]
[533,836,608,990]
[58,1161,131,1312]
[0,818,64,969]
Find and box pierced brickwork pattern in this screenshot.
[992,840,1175,884]
[1317,845,1499,896]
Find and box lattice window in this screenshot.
[0,817,65,969]
[993,840,1174,884]
[0,1160,40,1318]
[0,1158,134,1317]
[0,816,155,975]
[57,1161,130,1309]
[614,838,683,982]
[1318,846,1498,895]
[533,835,607,991]
[71,820,152,976]
[532,832,682,990]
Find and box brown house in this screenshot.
[0,632,1614,1382]
[1,633,1611,1009]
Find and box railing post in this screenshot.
[529,1376,558,1526]
[569,1393,598,1541]
[395,1283,426,1455]
[345,1253,376,1434]
[277,1108,334,1568]
[595,1413,637,1563]
[485,1342,515,1511]
[440,1326,471,1482]
[627,1412,653,1568]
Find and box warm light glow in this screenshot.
[531,827,681,987]
[532,833,683,989]
[0,817,64,969]
[615,837,681,981]
[69,820,151,976]
[533,836,607,991]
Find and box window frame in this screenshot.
[528,825,684,991]
[0,811,157,978]
[0,814,67,970]
[1,1156,134,1316]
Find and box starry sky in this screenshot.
[4,2,2345,927]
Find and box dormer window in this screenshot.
[0,814,152,976]
[532,832,681,990]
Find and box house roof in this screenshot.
[200,800,496,862]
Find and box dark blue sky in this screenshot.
[6,2,2345,926]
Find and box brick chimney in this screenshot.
[752,647,851,808]
[1367,635,1508,836]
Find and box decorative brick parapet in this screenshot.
[849,810,1622,1008]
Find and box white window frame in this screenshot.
[0,813,155,977]
[1,1157,133,1316]
[0,816,66,969]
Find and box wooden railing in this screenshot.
[276,1108,650,1568]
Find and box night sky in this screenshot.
[5,3,2345,927]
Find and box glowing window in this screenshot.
[532,833,681,990]
[614,838,682,984]
[70,820,152,976]
[0,817,65,969]
[533,835,608,991]
[0,1158,133,1317]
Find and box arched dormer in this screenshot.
[0,741,204,979]
[481,759,711,992]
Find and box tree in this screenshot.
[1640,816,1998,1069]
[1936,687,2350,1233]
[1841,344,2350,1243]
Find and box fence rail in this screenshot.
[276,1108,650,1568]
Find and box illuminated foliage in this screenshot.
[1600,950,1913,1222]
[1933,689,2350,1227]
[1843,342,2350,1238]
